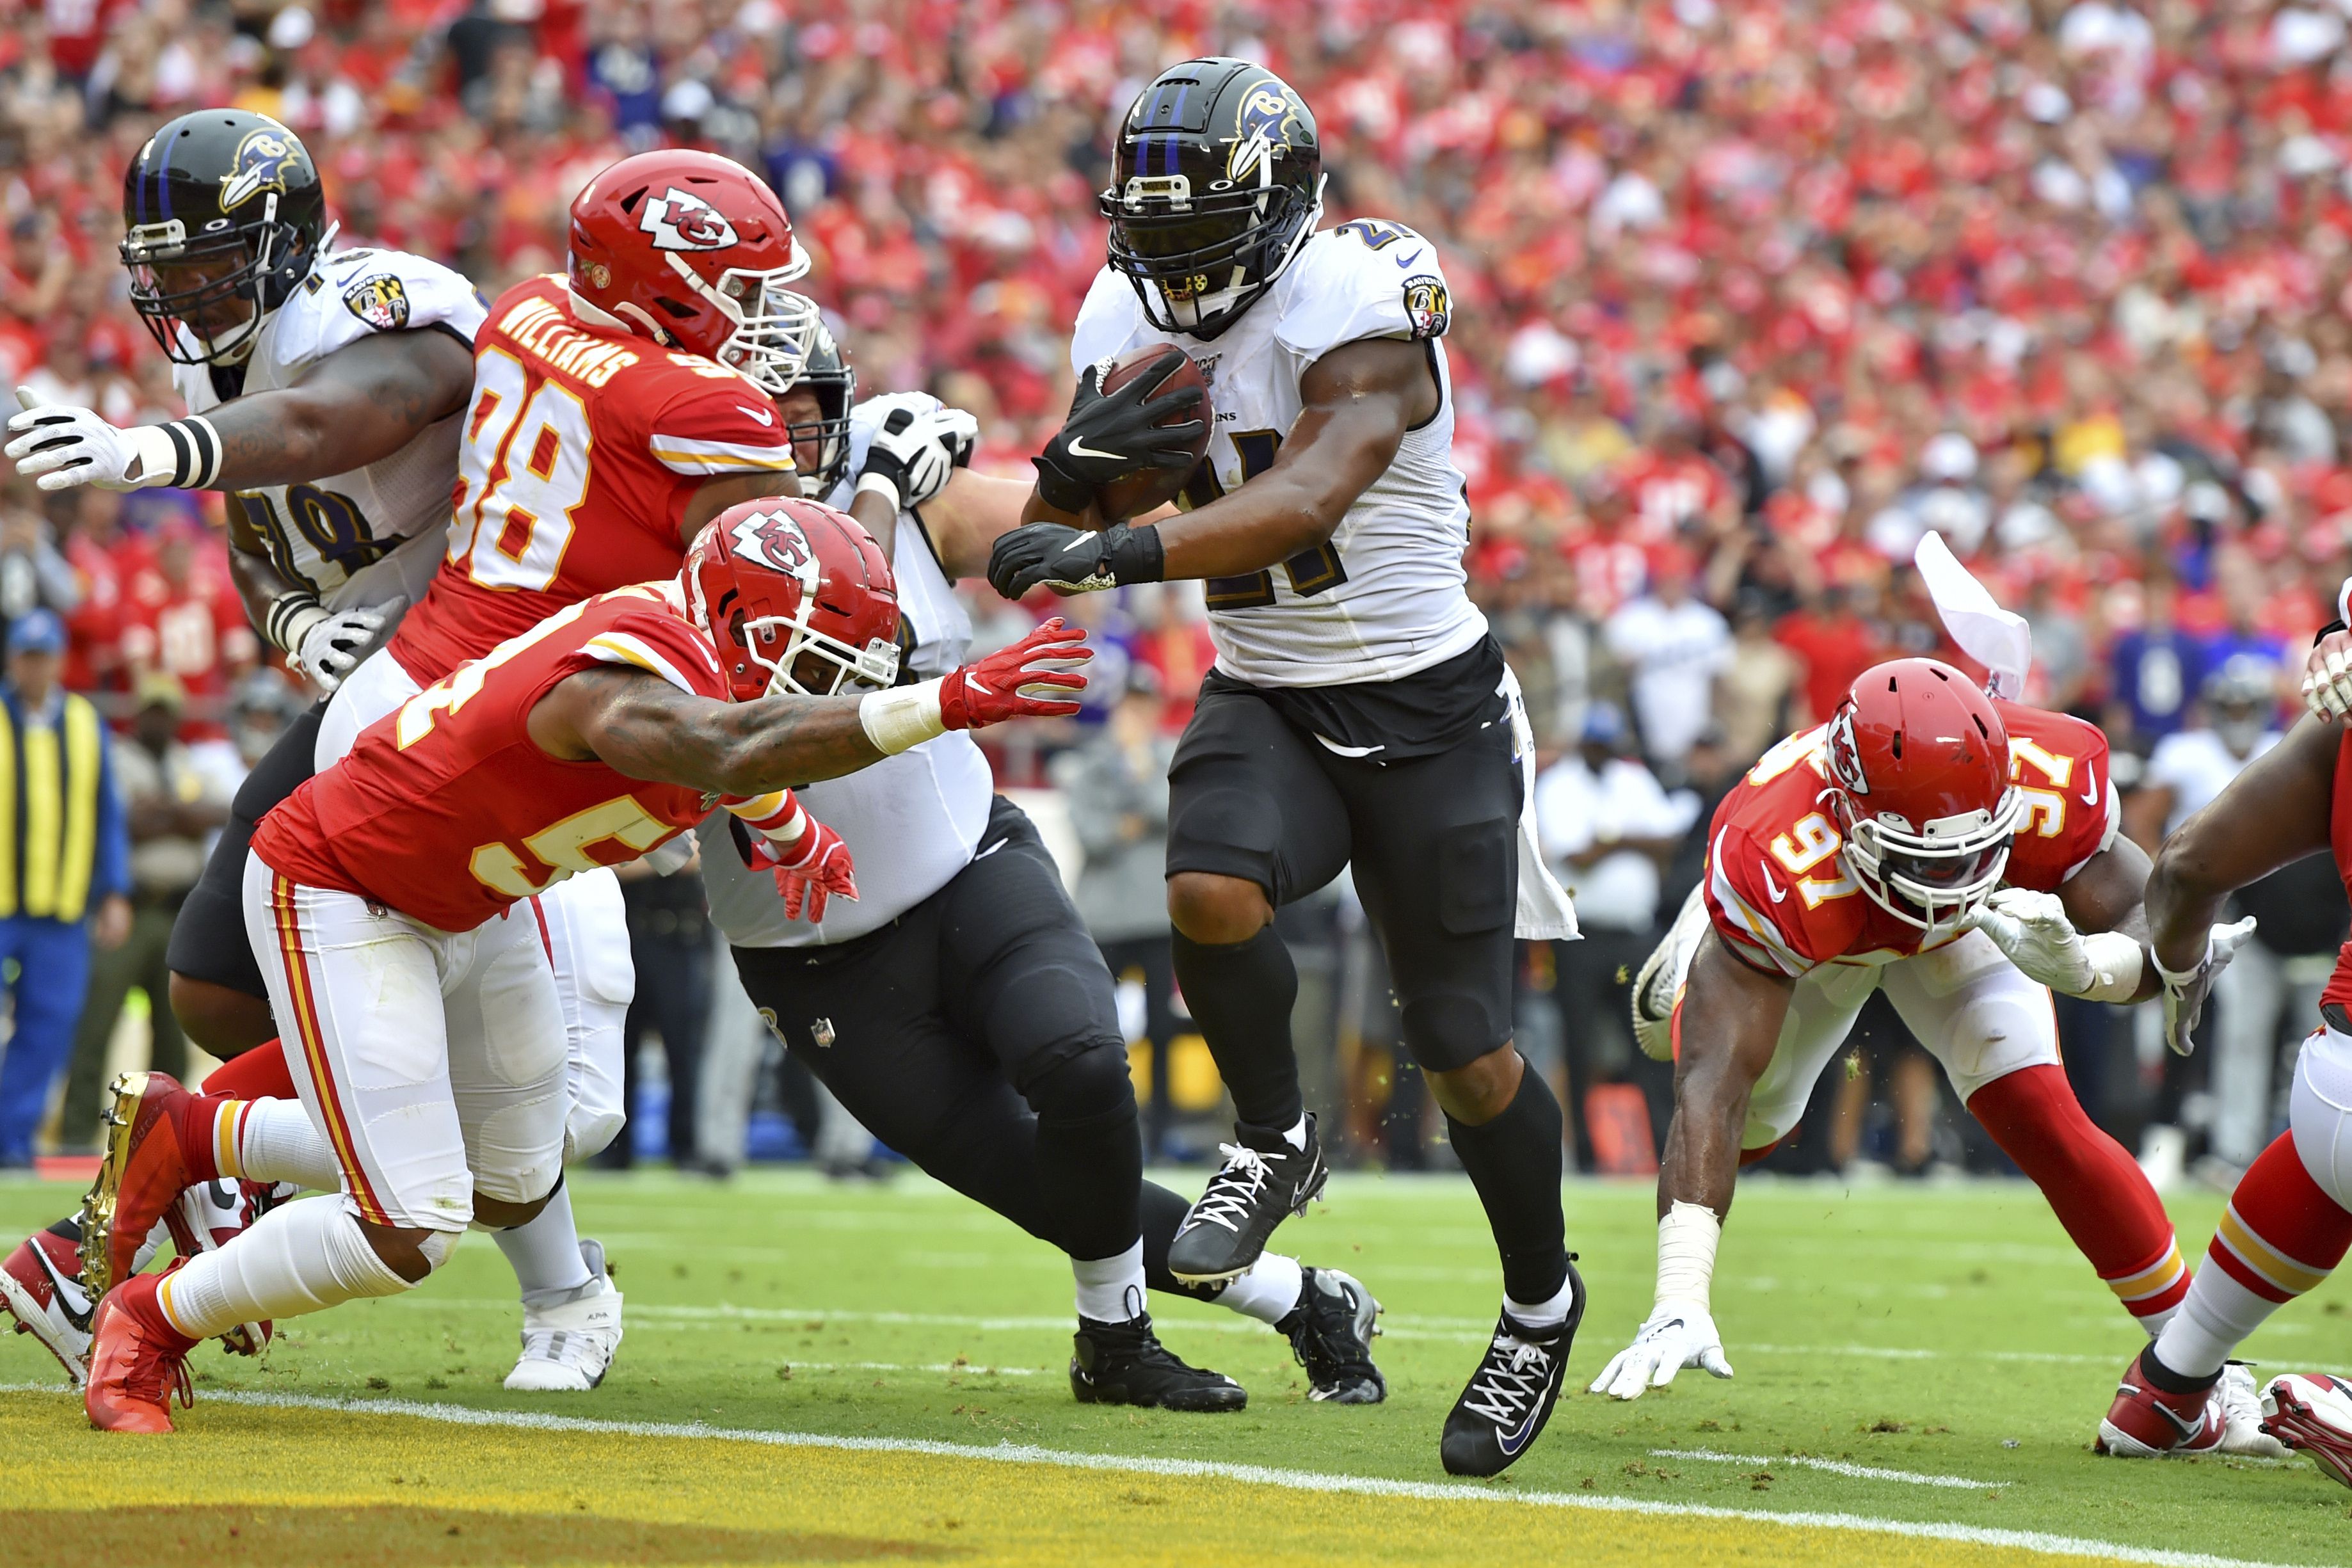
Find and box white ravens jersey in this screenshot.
[700,392,993,947]
[1071,220,1483,687]
[175,244,486,615]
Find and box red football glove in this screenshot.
[750,815,858,922]
[938,617,1092,730]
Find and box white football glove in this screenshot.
[4,388,217,492]
[2155,916,2259,1057]
[1962,887,2143,1002]
[2305,628,2352,722]
[1588,1300,1734,1401]
[854,405,979,514]
[292,596,404,692]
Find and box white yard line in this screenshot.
[1652,1447,2000,1489]
[0,1384,2305,1568]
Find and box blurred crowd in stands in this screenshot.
[1,0,2349,1186]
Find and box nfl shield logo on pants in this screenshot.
[811,1018,836,1048]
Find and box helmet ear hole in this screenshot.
[618,186,649,213]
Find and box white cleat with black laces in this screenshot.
[1168,1114,1327,1285]
[1441,1262,1585,1476]
[505,1238,624,1392]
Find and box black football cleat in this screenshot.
[1167,1114,1327,1285]
[1441,1263,1585,1477]
[1279,1265,1385,1404]
[1069,1312,1247,1412]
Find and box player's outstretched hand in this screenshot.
[858,405,978,513]
[758,816,857,923]
[986,520,1164,600]
[295,595,405,692]
[2155,916,2258,1057]
[6,389,161,492]
[938,618,1092,728]
[1588,1302,1733,1401]
[2305,628,2352,722]
[1030,347,1205,513]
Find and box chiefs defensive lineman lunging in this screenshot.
[2089,587,2352,1486]
[1606,656,2276,1448]
[72,148,935,1393]
[81,501,1088,1432]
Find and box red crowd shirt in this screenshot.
[256,586,736,933]
[386,273,797,686]
[1703,701,2118,976]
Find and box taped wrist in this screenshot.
[2073,930,2148,1004]
[265,591,328,655]
[127,415,223,489]
[859,678,946,755]
[853,469,903,514]
[2154,940,2211,990]
[1654,1200,1721,1315]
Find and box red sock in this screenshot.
[2207,1130,2352,1304]
[1968,1064,2188,1325]
[200,1039,297,1101]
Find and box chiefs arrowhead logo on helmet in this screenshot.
[728,507,818,588]
[639,186,740,252]
[1824,708,1870,796]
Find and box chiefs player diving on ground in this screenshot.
[80,499,1089,1432]
[1603,538,2278,1453]
[2090,581,2352,1487]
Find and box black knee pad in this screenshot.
[1027,1042,1138,1128]
[1401,993,1505,1075]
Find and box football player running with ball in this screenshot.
[988,59,1577,1474]
[696,303,1384,1411]
[81,501,1088,1433]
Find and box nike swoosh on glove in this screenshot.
[294,596,406,692]
[2155,917,2257,1057]
[751,816,857,922]
[1030,347,1206,513]
[986,521,1164,600]
[1588,1302,1734,1401]
[856,405,979,513]
[938,617,1091,728]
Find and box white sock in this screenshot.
[2153,1265,2279,1382]
[1073,1240,1147,1323]
[229,1099,342,1190]
[1215,1252,1304,1326]
[1505,1276,1579,1333]
[1281,1114,1308,1151]
[159,1196,420,1340]
[494,1182,593,1305]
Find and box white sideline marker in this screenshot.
[1652,1447,1997,1489]
[0,1384,2307,1568]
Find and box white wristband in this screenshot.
[1656,1200,1722,1315]
[2075,930,2148,1005]
[122,423,183,490]
[853,470,903,513]
[858,678,946,756]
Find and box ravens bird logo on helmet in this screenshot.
[219,129,300,212]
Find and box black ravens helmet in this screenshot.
[120,109,328,365]
[1099,58,1323,340]
[784,307,858,498]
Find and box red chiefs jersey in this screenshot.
[2323,727,2352,1012]
[255,586,739,933]
[387,273,796,686]
[1704,700,2120,976]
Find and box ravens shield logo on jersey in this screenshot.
[340,273,411,332]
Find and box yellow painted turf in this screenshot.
[0,1398,2158,1567]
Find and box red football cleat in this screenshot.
[2262,1373,2352,1491]
[2097,1349,2226,1458]
[0,1226,93,1386]
[80,1072,221,1297]
[84,1271,197,1434]
[168,1180,274,1357]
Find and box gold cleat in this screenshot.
[77,1071,157,1299]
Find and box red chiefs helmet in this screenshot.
[566,149,817,393]
[1821,658,2020,931]
[682,498,900,701]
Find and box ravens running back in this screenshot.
[987,58,1577,1475]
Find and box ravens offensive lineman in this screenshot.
[697,301,1387,1409]
[988,60,1579,1473]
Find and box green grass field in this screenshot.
[3,1168,2349,1566]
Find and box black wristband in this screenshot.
[161,415,223,489]
[264,589,321,653]
[1106,523,1165,584]
[1031,454,1092,515]
[2319,617,2348,641]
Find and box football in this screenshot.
[1092,346,1213,522]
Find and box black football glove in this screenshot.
[988,521,1165,600]
[1032,347,1206,513]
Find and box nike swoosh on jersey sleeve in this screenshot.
[648,380,801,476]
[1704,827,1817,977]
